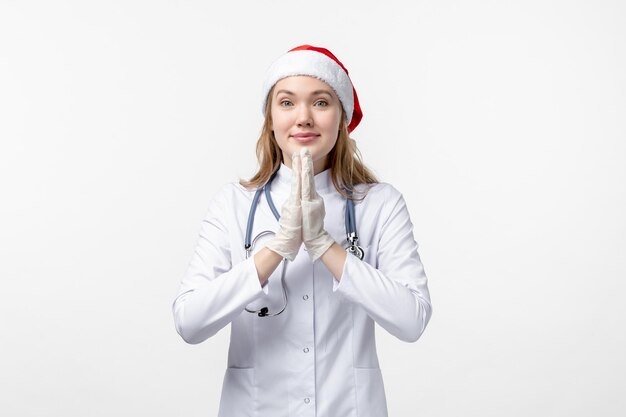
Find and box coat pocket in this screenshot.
[218,368,255,417]
[354,368,388,417]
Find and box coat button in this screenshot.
[302,294,309,300]
[303,347,309,353]
[304,398,310,404]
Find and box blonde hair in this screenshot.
[239,85,379,202]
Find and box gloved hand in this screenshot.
[300,147,336,262]
[264,151,303,261]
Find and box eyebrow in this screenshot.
[275,89,333,97]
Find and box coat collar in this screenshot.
[271,162,334,194]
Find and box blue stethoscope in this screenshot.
[244,168,364,317]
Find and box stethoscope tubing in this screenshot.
[244,168,364,317]
[245,171,359,249]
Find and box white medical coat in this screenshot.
[172,163,432,417]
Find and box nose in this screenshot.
[296,104,313,127]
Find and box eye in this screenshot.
[315,100,329,107]
[279,100,293,107]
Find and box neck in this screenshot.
[283,154,329,175]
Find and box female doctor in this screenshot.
[172,45,432,417]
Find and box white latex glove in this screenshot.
[300,147,336,262]
[264,151,303,261]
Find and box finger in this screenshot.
[293,153,302,204]
[289,152,301,203]
[305,148,318,199]
[300,147,315,201]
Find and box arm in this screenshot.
[332,186,433,343]
[172,189,271,345]
[319,242,348,281]
[254,246,284,284]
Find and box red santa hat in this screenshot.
[261,44,363,133]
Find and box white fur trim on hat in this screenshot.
[261,49,354,125]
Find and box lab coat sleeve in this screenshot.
[172,187,268,345]
[332,185,433,343]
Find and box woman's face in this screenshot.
[270,75,343,174]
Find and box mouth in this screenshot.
[291,134,320,143]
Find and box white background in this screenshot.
[1,1,624,416]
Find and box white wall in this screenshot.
[1,1,624,416]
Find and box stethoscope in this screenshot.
[244,168,364,317]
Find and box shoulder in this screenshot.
[356,182,411,229]
[213,181,259,200]
[354,181,404,206]
[201,181,258,217]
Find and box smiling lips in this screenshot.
[291,133,320,143]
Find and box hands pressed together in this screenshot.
[265,147,336,262]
